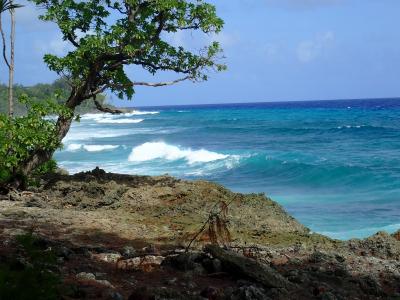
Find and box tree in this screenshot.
[15,0,226,181]
[0,0,22,116]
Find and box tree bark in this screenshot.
[8,6,15,117]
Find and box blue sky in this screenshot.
[1,0,400,106]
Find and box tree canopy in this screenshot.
[31,0,226,106]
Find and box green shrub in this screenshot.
[0,94,72,186]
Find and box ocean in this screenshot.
[55,98,400,240]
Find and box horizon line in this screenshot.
[121,96,400,109]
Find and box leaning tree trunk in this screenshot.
[8,6,15,117]
[20,115,74,177]
[18,88,87,179]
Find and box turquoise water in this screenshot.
[55,99,400,240]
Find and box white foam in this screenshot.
[337,125,366,129]
[66,144,83,151]
[65,144,119,152]
[83,145,119,152]
[63,129,132,142]
[123,110,159,116]
[97,118,144,124]
[128,142,228,164]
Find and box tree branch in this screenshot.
[132,75,192,87]
[94,99,124,114]
[66,33,80,48]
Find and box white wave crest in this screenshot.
[84,145,119,152]
[81,111,157,122]
[122,110,159,116]
[66,144,83,151]
[337,125,366,129]
[97,118,144,124]
[128,142,228,164]
[65,144,119,152]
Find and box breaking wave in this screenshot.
[128,142,229,164]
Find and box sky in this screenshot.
[0,0,400,107]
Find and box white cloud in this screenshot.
[296,31,335,63]
[207,32,239,48]
[34,34,72,56]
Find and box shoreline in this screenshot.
[2,168,399,298]
[58,165,399,241]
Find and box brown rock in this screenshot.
[117,255,164,271]
[271,256,289,266]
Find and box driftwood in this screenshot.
[205,245,295,290]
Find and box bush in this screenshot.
[0,233,60,300]
[0,94,72,186]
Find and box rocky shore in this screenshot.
[1,168,400,299]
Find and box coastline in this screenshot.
[1,168,400,299]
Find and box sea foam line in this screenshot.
[66,144,119,152]
[97,118,144,124]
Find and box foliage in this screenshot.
[0,94,72,184]
[30,0,226,101]
[0,0,23,13]
[0,78,108,116]
[0,232,60,300]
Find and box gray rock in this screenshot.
[212,258,222,273]
[163,252,206,271]
[106,290,124,300]
[121,246,136,258]
[76,272,96,280]
[231,285,271,300]
[205,245,294,289]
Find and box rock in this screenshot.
[121,246,136,258]
[271,256,289,266]
[96,279,115,289]
[200,287,219,299]
[347,231,400,260]
[205,245,294,289]
[92,252,122,263]
[105,290,124,300]
[212,258,222,273]
[358,275,385,296]
[309,251,333,264]
[76,272,96,280]
[117,255,164,271]
[56,246,74,260]
[166,277,177,285]
[231,285,270,300]
[76,272,114,288]
[163,252,206,271]
[392,230,400,241]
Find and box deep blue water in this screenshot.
[55,98,400,240]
